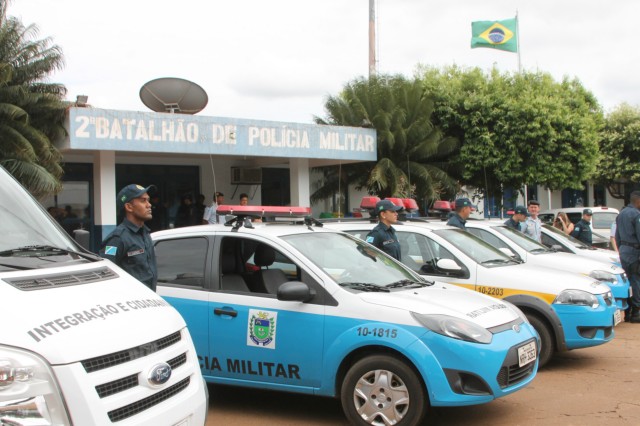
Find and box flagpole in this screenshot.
[516,10,521,73]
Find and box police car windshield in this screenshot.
[543,224,588,249]
[0,167,80,253]
[493,226,552,253]
[282,232,423,289]
[432,228,516,265]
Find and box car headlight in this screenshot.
[589,270,616,284]
[554,290,599,308]
[0,345,70,425]
[501,300,530,324]
[411,313,493,344]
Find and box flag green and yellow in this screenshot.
[471,18,518,52]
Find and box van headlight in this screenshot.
[554,290,599,308]
[589,270,616,284]
[0,345,70,425]
[411,313,493,344]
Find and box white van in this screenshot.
[0,166,207,425]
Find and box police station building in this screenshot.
[46,107,376,251]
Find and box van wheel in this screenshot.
[341,355,427,425]
[527,315,554,368]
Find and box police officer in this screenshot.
[504,205,528,231]
[521,200,542,242]
[615,191,640,323]
[366,199,402,260]
[570,208,593,245]
[100,184,158,291]
[447,198,473,230]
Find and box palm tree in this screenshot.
[0,1,67,198]
[313,75,460,209]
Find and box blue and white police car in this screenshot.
[153,206,539,425]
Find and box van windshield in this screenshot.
[0,167,80,253]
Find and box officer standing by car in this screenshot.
[570,208,593,245]
[447,198,473,230]
[615,191,640,323]
[521,200,542,242]
[366,199,402,260]
[99,184,158,291]
[505,205,528,231]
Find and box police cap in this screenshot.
[117,184,155,209]
[455,198,473,209]
[376,199,403,213]
[583,208,593,216]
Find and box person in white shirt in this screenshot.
[203,192,224,224]
[521,200,542,242]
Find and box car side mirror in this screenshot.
[436,258,462,271]
[277,281,316,303]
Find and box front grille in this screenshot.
[107,377,190,422]
[496,338,537,388]
[4,267,118,291]
[497,362,536,388]
[82,331,181,373]
[167,352,187,369]
[96,374,139,398]
[603,294,614,306]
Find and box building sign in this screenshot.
[66,108,377,161]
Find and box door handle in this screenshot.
[214,307,238,317]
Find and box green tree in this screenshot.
[313,75,460,209]
[594,103,640,195]
[0,2,67,197]
[420,65,602,204]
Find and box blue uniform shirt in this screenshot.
[366,222,401,261]
[615,204,640,266]
[570,218,592,245]
[447,213,467,230]
[504,217,522,232]
[99,218,158,291]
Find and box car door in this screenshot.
[155,235,213,368]
[207,235,325,390]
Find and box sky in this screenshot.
[8,0,640,124]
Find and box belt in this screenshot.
[621,242,640,249]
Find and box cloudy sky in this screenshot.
[9,0,640,124]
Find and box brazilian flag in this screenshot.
[471,18,518,52]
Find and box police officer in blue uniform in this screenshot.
[100,184,158,291]
[447,198,473,230]
[570,208,593,245]
[504,205,528,231]
[615,191,640,323]
[366,199,403,261]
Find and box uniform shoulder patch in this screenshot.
[104,246,118,256]
[366,236,375,243]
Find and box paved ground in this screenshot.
[206,322,640,425]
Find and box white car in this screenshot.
[152,206,539,425]
[464,221,630,313]
[539,207,619,240]
[540,224,621,266]
[324,220,618,368]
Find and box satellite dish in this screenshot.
[140,77,208,114]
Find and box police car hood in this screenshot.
[0,260,187,365]
[476,262,613,296]
[358,282,517,329]
[528,251,625,277]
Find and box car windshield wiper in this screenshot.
[480,258,515,265]
[339,282,390,292]
[529,248,551,254]
[0,245,97,261]
[385,279,433,288]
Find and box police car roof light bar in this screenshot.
[360,196,380,210]
[432,200,453,212]
[401,198,419,213]
[385,198,405,208]
[217,205,311,218]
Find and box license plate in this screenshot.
[517,341,537,367]
[614,309,622,326]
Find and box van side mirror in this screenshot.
[499,247,516,257]
[73,229,91,251]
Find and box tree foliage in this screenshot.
[594,103,640,184]
[313,75,460,206]
[0,2,67,197]
[419,65,602,199]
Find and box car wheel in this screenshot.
[527,315,554,368]
[340,354,427,426]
